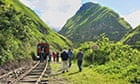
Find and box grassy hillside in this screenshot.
[0,0,72,65]
[121,25,140,50]
[71,35,140,83]
[59,2,132,47]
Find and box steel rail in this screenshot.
[9,61,40,84]
[0,66,26,79]
[35,61,48,84]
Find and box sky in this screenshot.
[20,0,140,31]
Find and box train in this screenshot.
[37,43,50,61]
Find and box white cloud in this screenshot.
[82,0,98,4]
[21,0,140,29]
[20,0,82,31]
[124,10,140,28]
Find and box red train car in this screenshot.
[37,43,50,60]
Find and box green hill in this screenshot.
[121,25,140,50]
[0,0,72,65]
[59,2,132,47]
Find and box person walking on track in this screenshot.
[40,47,45,62]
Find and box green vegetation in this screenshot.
[0,0,72,65]
[1,0,140,84]
[72,35,140,83]
[59,2,132,47]
[48,34,140,84]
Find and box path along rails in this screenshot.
[0,60,51,84]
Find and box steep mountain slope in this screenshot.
[0,0,72,64]
[59,2,132,46]
[121,25,140,49]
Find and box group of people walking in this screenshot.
[42,48,83,73]
[51,52,59,62]
[60,49,73,73]
[60,48,83,73]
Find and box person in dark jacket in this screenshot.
[77,49,83,72]
[40,47,45,62]
[56,52,59,62]
[48,53,52,62]
[61,50,69,73]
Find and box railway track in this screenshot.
[0,65,30,84]
[0,60,50,84]
[0,66,26,79]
